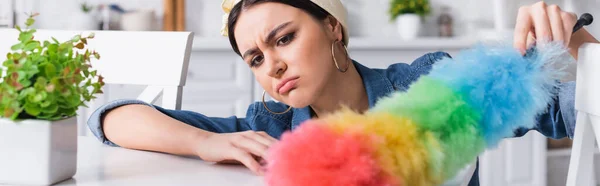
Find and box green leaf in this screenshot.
[17,87,35,99]
[19,32,33,43]
[18,56,26,64]
[16,71,25,81]
[71,35,81,42]
[25,18,35,27]
[21,80,32,88]
[87,33,95,39]
[68,94,81,107]
[15,25,21,32]
[45,63,56,76]
[12,53,20,60]
[52,37,59,44]
[32,93,44,103]
[61,88,71,97]
[47,43,58,52]
[6,53,12,59]
[40,100,51,108]
[24,103,41,116]
[24,41,39,51]
[35,77,48,87]
[11,43,24,50]
[9,108,22,120]
[93,53,100,59]
[43,103,58,114]
[43,41,50,47]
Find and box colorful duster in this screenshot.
[264,41,574,186]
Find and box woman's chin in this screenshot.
[282,89,313,108]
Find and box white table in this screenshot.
[45,136,474,186]
[54,136,265,186]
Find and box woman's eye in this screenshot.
[250,55,264,67]
[277,33,295,46]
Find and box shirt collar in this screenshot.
[290,60,395,130]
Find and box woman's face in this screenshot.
[234,2,343,108]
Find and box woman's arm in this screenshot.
[88,100,278,175]
[102,104,212,156]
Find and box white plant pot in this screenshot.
[395,14,421,40]
[121,9,156,31]
[0,117,78,185]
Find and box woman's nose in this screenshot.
[268,59,287,78]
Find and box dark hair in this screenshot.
[227,0,333,56]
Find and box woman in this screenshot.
[87,0,599,185]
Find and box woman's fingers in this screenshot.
[514,1,581,55]
[562,11,578,47]
[531,2,553,42]
[229,147,264,175]
[232,133,269,158]
[546,5,565,44]
[514,6,533,54]
[526,31,537,49]
[255,131,278,144]
[241,131,277,148]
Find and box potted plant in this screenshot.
[0,14,104,185]
[389,0,431,39]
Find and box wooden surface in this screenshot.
[176,0,185,31]
[163,0,185,31]
[162,0,175,31]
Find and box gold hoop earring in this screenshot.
[331,40,350,72]
[262,91,292,115]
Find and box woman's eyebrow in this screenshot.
[242,48,258,60]
[264,21,292,44]
[242,21,292,60]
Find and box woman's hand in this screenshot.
[513,1,599,59]
[195,131,278,175]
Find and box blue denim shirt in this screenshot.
[87,51,576,186]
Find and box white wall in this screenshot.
[20,0,600,38]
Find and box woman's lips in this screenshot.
[277,77,299,94]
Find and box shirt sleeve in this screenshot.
[513,81,577,139]
[86,99,256,147]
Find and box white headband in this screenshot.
[221,0,349,44]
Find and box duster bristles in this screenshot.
[427,41,571,147]
[372,77,485,180]
[264,41,574,186]
[265,120,395,186]
[322,109,444,185]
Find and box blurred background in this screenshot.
[1,0,599,186]
[1,0,598,38]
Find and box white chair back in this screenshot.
[567,43,600,186]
